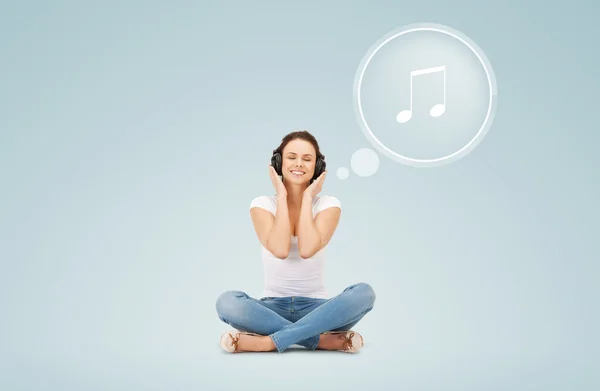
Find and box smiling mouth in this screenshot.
[290,170,305,176]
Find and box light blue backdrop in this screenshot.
[1,1,597,390]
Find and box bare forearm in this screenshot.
[266,195,291,258]
[297,195,322,258]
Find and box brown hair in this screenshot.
[274,130,324,159]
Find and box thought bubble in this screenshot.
[352,22,498,167]
[336,148,380,180]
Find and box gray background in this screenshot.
[1,1,598,390]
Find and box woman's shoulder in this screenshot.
[314,194,342,212]
[249,195,277,214]
[249,194,341,214]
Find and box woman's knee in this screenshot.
[215,290,247,319]
[348,282,376,307]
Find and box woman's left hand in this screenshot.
[303,171,327,199]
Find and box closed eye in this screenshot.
[288,157,312,162]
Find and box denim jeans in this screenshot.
[215,282,376,353]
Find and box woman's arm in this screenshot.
[297,194,341,259]
[250,194,291,259]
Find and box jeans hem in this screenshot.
[270,333,285,353]
[309,335,320,350]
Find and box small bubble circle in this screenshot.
[351,148,380,177]
[336,167,349,180]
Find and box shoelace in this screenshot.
[228,332,240,352]
[227,332,262,352]
[342,332,355,351]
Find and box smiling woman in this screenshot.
[215,130,377,354]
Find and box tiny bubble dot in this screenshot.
[336,167,349,180]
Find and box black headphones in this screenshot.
[271,148,326,184]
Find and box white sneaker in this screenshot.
[322,330,364,353]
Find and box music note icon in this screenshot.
[396,65,446,124]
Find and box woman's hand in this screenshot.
[303,171,327,200]
[269,165,287,197]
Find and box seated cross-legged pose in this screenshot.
[215,130,376,353]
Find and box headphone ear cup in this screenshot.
[271,152,282,176]
[313,156,326,180]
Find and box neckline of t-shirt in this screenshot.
[272,194,321,202]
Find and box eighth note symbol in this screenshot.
[396,65,446,124]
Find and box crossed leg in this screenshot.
[215,290,319,349]
[267,282,376,352]
[216,282,376,353]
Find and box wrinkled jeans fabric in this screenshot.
[216,282,376,352]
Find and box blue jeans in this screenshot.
[215,282,376,353]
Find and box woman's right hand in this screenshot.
[269,165,287,197]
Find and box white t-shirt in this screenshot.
[249,194,342,299]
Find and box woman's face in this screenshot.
[281,139,317,185]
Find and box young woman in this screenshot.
[215,130,376,353]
